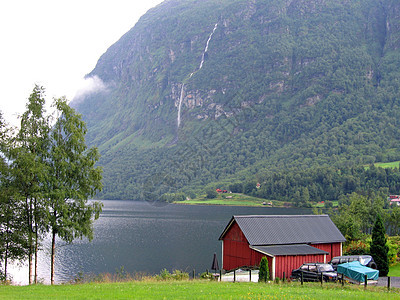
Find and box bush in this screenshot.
[343,240,370,255]
[387,238,399,265]
[206,189,218,199]
[155,269,189,281]
[171,270,189,280]
[229,182,243,193]
[200,271,213,280]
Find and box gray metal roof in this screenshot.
[219,215,346,246]
[251,244,329,256]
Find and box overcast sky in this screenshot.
[0,0,164,126]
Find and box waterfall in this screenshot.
[199,23,218,70]
[177,23,218,129]
[177,84,185,128]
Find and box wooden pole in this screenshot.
[249,269,251,282]
[219,270,222,282]
[301,272,303,285]
[283,272,285,283]
[364,275,368,289]
[192,269,195,280]
[388,276,391,291]
[234,269,236,282]
[320,273,323,286]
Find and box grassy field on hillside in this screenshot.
[177,193,338,208]
[176,193,287,207]
[375,161,400,169]
[0,280,398,299]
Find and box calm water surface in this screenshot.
[10,200,310,284]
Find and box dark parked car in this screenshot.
[329,255,377,271]
[291,263,337,282]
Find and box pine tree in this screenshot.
[258,256,269,282]
[370,214,389,276]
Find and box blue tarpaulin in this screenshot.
[337,261,379,282]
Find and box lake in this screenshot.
[9,200,311,285]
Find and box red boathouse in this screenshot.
[219,215,346,280]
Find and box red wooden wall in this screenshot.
[312,242,342,262]
[274,254,326,279]
[222,222,254,270]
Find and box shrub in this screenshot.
[155,269,189,281]
[387,238,399,265]
[343,240,370,255]
[206,189,218,199]
[200,271,213,280]
[259,257,269,282]
[171,270,189,280]
[156,269,172,280]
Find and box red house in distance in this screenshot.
[219,215,346,280]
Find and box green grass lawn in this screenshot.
[176,193,285,207]
[389,264,400,277]
[0,280,398,299]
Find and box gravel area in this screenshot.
[376,277,400,288]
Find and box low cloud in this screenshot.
[73,75,108,102]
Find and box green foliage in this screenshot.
[0,87,103,284]
[155,269,189,281]
[387,238,399,265]
[343,240,370,256]
[330,192,387,240]
[370,215,389,276]
[200,271,213,280]
[206,189,218,199]
[160,192,186,203]
[258,257,269,283]
[47,97,103,284]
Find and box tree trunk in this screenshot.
[28,251,32,285]
[4,241,9,280]
[34,197,38,285]
[51,229,56,285]
[26,196,33,285]
[34,228,38,284]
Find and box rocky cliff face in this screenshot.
[73,0,400,200]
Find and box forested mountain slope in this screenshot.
[73,0,400,200]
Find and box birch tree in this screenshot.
[47,97,102,285]
[0,113,27,281]
[12,85,50,284]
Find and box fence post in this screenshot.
[301,272,303,285]
[388,276,391,291]
[234,269,236,282]
[283,272,285,283]
[320,273,323,286]
[193,269,195,280]
[249,269,251,282]
[220,270,222,282]
[364,275,368,289]
[341,274,344,287]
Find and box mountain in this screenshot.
[73,0,400,201]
